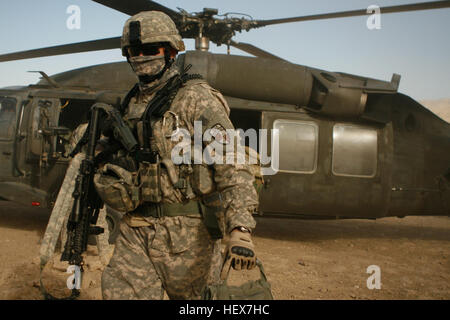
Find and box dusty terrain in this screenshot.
[0,200,448,300]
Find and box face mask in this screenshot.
[128,55,166,78]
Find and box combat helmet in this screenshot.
[121,11,185,56]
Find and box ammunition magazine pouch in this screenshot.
[94,163,140,212]
[139,161,162,203]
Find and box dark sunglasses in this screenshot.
[127,43,168,57]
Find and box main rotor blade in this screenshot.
[0,37,121,62]
[230,41,287,62]
[92,0,182,21]
[254,0,450,27]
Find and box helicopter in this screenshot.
[0,0,449,242]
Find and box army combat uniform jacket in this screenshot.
[101,65,258,300]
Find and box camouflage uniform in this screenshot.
[101,62,258,299]
[64,123,88,157]
[100,11,258,300]
[39,120,112,300]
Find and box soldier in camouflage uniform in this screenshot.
[98,11,259,300]
[58,123,112,264]
[39,122,111,296]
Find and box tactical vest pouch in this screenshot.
[201,259,274,300]
[139,162,162,203]
[93,163,140,212]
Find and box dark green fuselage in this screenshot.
[0,51,448,219]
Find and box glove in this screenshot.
[221,228,256,280]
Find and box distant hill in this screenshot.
[419,98,450,123]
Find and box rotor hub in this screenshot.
[195,36,210,51]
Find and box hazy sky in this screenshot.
[0,0,448,100]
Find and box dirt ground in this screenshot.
[0,200,448,300]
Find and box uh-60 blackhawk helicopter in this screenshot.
[0,0,449,242]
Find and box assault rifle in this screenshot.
[60,102,137,298]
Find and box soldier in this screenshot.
[39,121,112,300]
[61,123,112,264]
[98,11,259,300]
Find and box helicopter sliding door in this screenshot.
[0,96,18,177]
[26,98,62,161]
[21,97,68,206]
[259,111,392,219]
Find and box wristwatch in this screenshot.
[235,226,251,234]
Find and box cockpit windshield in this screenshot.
[0,97,17,139]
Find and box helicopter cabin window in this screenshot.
[332,124,377,178]
[272,119,318,174]
[0,97,17,139]
[56,98,95,154]
[58,99,93,131]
